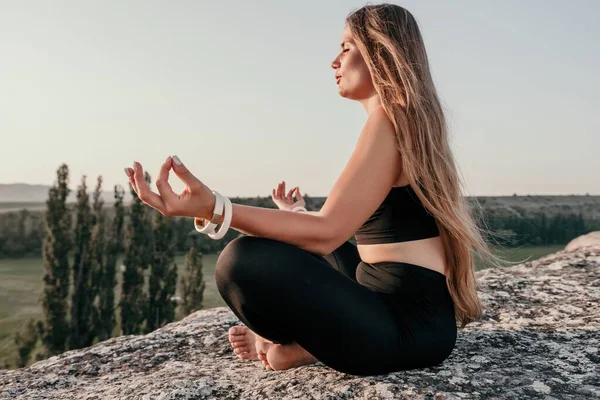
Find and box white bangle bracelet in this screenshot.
[291,206,307,212]
[194,190,224,234]
[208,195,233,240]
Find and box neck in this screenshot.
[359,94,383,115]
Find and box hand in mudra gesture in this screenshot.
[271,181,305,211]
[124,156,216,219]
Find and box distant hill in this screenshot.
[0,183,133,210]
[1,183,599,219]
[469,194,600,219]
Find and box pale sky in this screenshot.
[1,0,598,197]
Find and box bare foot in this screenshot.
[228,325,259,361]
[266,342,318,371]
[228,325,318,371]
[255,336,275,371]
[228,325,276,369]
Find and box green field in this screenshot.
[0,253,227,369]
[0,245,564,369]
[0,202,46,213]
[474,245,564,270]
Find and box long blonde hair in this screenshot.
[347,4,505,328]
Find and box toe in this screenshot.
[262,360,273,370]
[229,334,246,344]
[229,333,246,342]
[234,348,248,355]
[240,352,257,360]
[229,326,247,335]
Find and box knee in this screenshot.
[215,235,267,287]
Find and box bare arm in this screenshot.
[301,210,320,216]
[223,209,321,239]
[208,107,402,256]
[208,185,320,240]
[211,204,328,254]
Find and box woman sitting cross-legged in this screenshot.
[124,3,500,377]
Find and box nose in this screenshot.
[331,54,341,70]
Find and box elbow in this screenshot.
[313,229,347,258]
[308,214,352,257]
[312,242,332,257]
[316,236,345,257]
[309,234,333,257]
[310,216,339,257]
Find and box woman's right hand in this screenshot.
[271,181,305,211]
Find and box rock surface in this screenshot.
[1,234,599,399]
[566,231,600,252]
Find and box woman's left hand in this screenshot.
[124,156,215,219]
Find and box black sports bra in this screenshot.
[354,185,439,245]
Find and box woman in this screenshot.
[125,4,496,376]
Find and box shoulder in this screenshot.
[317,105,404,253]
[363,106,401,139]
[357,106,401,150]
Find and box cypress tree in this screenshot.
[87,176,107,344]
[120,172,152,335]
[39,163,72,356]
[70,176,94,349]
[179,246,206,318]
[95,184,125,341]
[14,319,39,368]
[146,210,178,332]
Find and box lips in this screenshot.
[335,75,342,84]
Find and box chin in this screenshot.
[340,90,362,101]
[337,85,352,99]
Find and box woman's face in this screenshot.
[331,25,375,100]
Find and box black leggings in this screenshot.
[215,236,457,376]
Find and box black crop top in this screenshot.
[354,185,439,245]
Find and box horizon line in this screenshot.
[1,182,598,198]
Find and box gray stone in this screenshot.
[1,234,599,399]
[566,231,600,252]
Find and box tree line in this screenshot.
[0,195,276,260]
[476,207,600,247]
[1,194,598,260]
[13,164,208,367]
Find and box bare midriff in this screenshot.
[357,237,447,277]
